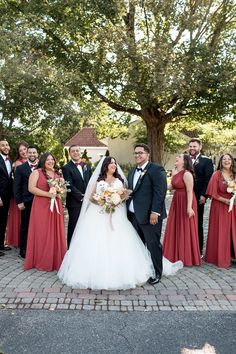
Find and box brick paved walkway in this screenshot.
[0,197,236,312]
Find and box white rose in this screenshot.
[111,193,121,205]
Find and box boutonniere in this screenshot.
[137,169,147,184]
[83,164,87,172]
[140,170,147,178]
[194,159,199,166]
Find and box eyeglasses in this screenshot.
[133,152,147,156]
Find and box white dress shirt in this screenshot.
[28,161,37,171]
[0,153,11,176]
[129,161,149,213]
[191,153,200,164]
[73,161,84,179]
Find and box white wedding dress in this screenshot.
[58,178,183,290]
[58,179,155,290]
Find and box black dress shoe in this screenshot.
[0,251,4,257]
[0,245,11,251]
[148,276,161,285]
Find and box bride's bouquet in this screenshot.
[48,177,70,213]
[226,179,236,212]
[93,184,131,214]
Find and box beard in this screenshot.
[28,157,37,163]
[0,150,8,156]
[189,151,199,157]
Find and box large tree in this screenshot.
[0,18,127,158]
[2,0,236,162]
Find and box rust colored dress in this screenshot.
[163,169,201,266]
[6,159,25,247]
[24,169,66,271]
[205,170,236,268]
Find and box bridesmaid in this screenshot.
[163,154,201,266]
[6,141,28,247]
[205,153,236,268]
[24,152,66,271]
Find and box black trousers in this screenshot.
[197,203,205,254]
[20,201,33,253]
[0,197,10,246]
[128,211,163,278]
[67,205,82,248]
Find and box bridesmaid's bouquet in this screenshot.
[48,177,70,212]
[93,185,131,214]
[226,180,236,212]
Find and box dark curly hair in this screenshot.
[97,157,124,183]
[217,153,236,176]
[183,154,194,175]
[38,152,61,178]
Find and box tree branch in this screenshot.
[192,0,214,43]
[141,0,150,43]
[165,99,191,122]
[88,82,142,117]
[206,0,234,48]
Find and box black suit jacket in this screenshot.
[193,155,214,199]
[62,161,92,208]
[13,162,34,204]
[0,155,13,202]
[127,162,167,224]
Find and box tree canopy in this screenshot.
[1,0,235,162]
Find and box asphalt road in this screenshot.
[0,310,235,354]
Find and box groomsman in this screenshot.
[14,145,39,258]
[127,143,167,284]
[188,138,214,255]
[0,139,13,256]
[62,145,92,248]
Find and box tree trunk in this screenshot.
[141,108,166,164]
[147,123,165,164]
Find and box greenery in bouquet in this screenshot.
[47,177,70,205]
[93,185,131,214]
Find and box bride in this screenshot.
[58,157,182,290]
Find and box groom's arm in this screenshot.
[150,164,167,215]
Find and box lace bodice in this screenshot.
[96,178,123,193]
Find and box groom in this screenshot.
[62,145,92,248]
[127,143,167,284]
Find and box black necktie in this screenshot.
[136,167,142,172]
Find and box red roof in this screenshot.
[65,127,107,147]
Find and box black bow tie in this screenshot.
[136,167,143,172]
